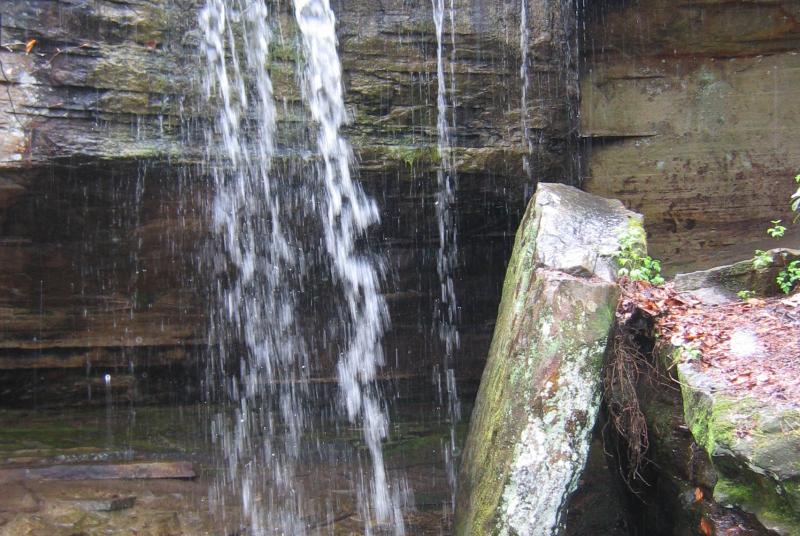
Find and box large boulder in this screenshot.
[455,183,643,536]
[674,257,800,534]
[634,263,800,535]
[679,361,800,535]
[632,331,800,536]
[621,345,776,536]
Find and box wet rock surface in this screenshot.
[679,359,800,535]
[624,356,774,536]
[530,183,644,282]
[0,0,579,392]
[3,0,798,396]
[615,276,800,535]
[455,184,641,536]
[675,249,800,304]
[0,386,473,535]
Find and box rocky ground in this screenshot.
[617,260,800,535]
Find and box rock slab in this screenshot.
[455,183,643,536]
[679,362,800,535]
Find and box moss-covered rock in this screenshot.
[678,362,800,535]
[622,347,774,535]
[455,183,642,535]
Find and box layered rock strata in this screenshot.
[0,0,579,393]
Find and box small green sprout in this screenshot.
[767,220,786,238]
[737,290,756,300]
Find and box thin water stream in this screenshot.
[432,0,461,511]
[520,0,532,179]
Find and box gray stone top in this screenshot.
[530,183,644,282]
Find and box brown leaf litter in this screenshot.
[619,279,800,405]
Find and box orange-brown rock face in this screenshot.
[581,0,800,272]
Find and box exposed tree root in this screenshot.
[603,326,650,487]
[602,279,678,490]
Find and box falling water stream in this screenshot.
[199,0,404,533]
[293,0,405,531]
[199,0,307,532]
[520,0,533,179]
[432,0,461,510]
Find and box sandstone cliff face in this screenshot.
[581,0,800,271]
[3,0,799,395]
[0,0,577,396]
[0,0,205,400]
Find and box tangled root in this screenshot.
[603,326,651,487]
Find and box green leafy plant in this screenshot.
[614,226,666,285]
[737,290,756,300]
[752,250,773,270]
[752,173,800,294]
[777,260,800,294]
[768,220,786,238]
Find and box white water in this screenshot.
[200,0,404,533]
[200,0,311,532]
[293,0,405,532]
[432,0,461,507]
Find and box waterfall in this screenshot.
[200,0,404,533]
[292,0,405,531]
[199,0,310,533]
[432,0,461,509]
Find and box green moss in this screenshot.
[678,371,800,533]
[0,406,202,461]
[678,373,742,456]
[715,475,800,534]
[382,145,441,168]
[0,425,102,452]
[588,303,616,337]
[624,217,648,254]
[784,481,800,512]
[383,423,468,463]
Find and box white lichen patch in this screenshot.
[497,341,605,536]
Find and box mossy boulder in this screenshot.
[455,183,643,536]
[620,344,775,535]
[678,362,800,535]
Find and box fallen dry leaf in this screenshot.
[699,517,713,536]
[25,39,37,54]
